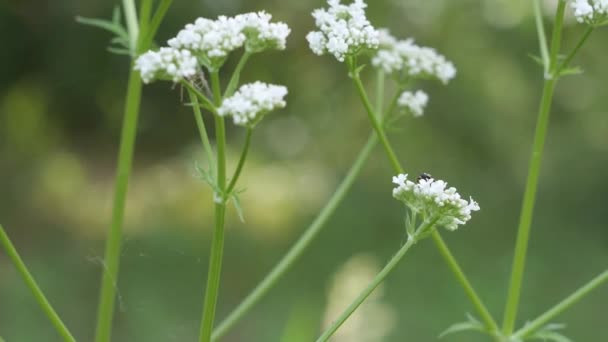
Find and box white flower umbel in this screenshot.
[306,0,380,62]
[397,90,429,117]
[168,16,246,68]
[571,0,608,24]
[235,11,291,52]
[217,82,288,126]
[371,29,456,84]
[167,13,291,69]
[392,174,480,231]
[134,47,198,84]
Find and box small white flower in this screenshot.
[571,0,608,24]
[371,29,456,84]
[392,174,480,231]
[134,47,198,84]
[168,16,246,67]
[397,90,429,117]
[306,0,380,62]
[167,12,291,68]
[235,11,291,52]
[218,82,288,126]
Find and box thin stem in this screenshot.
[349,63,499,334]
[187,87,216,175]
[141,0,174,50]
[317,238,416,341]
[548,1,566,74]
[0,225,77,342]
[556,26,594,73]
[316,218,440,342]
[122,0,139,53]
[431,232,500,334]
[225,128,253,196]
[224,52,252,98]
[502,3,565,334]
[198,70,227,342]
[212,133,378,340]
[511,269,608,340]
[375,70,385,115]
[533,0,550,72]
[181,81,216,114]
[94,64,143,342]
[351,72,403,173]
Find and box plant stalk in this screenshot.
[212,133,378,340]
[0,225,77,342]
[198,70,227,342]
[502,2,565,334]
[511,269,608,340]
[316,218,440,342]
[350,66,499,334]
[225,128,253,196]
[94,65,143,342]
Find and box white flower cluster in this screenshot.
[135,11,290,83]
[397,90,429,117]
[217,82,288,126]
[168,12,291,66]
[571,0,608,24]
[134,48,198,84]
[392,174,480,231]
[238,12,291,52]
[306,0,380,62]
[371,29,456,84]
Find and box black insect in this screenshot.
[416,172,433,183]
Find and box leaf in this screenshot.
[107,46,131,56]
[76,16,128,41]
[526,322,572,342]
[439,313,486,338]
[231,192,246,223]
[558,66,583,77]
[194,161,220,194]
[528,331,572,342]
[528,54,545,67]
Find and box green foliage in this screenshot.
[76,6,131,55]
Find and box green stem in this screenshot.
[316,218,440,342]
[375,70,385,115]
[225,128,253,196]
[431,231,500,334]
[187,87,216,176]
[122,0,139,53]
[212,133,378,340]
[94,65,143,342]
[548,1,566,74]
[511,269,608,340]
[198,70,227,342]
[0,225,77,342]
[224,52,252,98]
[141,0,174,50]
[502,3,565,335]
[556,26,594,74]
[181,81,216,114]
[533,0,550,73]
[351,72,403,173]
[349,63,499,334]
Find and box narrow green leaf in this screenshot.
[232,193,246,223]
[439,321,485,338]
[107,46,131,56]
[76,16,128,41]
[558,66,583,77]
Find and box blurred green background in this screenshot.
[1,0,607,341]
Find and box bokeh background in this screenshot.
[1,0,607,341]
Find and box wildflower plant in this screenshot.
[1,0,607,342]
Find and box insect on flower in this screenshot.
[416,172,432,183]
